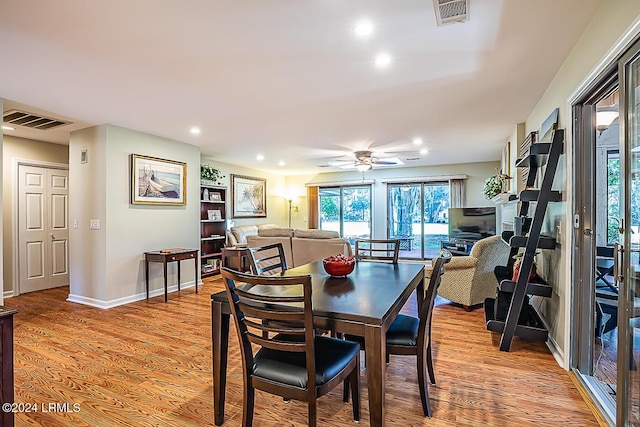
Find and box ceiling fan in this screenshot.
[327,150,404,172]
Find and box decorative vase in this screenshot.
[202,188,209,201]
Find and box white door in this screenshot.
[18,165,69,294]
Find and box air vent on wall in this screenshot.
[3,109,71,130]
[433,0,469,26]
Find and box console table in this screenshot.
[144,249,198,302]
[440,239,475,256]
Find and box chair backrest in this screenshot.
[597,246,614,258]
[419,249,451,336]
[221,267,317,390]
[354,239,400,263]
[248,243,288,276]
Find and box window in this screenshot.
[388,182,450,259]
[319,186,371,244]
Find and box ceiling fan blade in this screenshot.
[372,157,403,165]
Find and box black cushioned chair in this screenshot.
[344,249,451,418]
[221,267,361,427]
[247,242,288,276]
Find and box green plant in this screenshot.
[483,170,509,200]
[200,164,225,184]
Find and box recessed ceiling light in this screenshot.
[278,161,286,167]
[420,148,429,155]
[412,138,423,146]
[353,19,374,38]
[2,125,14,131]
[190,127,201,135]
[256,154,264,161]
[374,52,392,68]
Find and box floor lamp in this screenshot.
[288,198,298,228]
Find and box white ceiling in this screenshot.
[0,0,603,175]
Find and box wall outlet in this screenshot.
[89,219,101,230]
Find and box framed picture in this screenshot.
[210,192,221,201]
[231,174,267,218]
[131,154,186,205]
[501,142,511,192]
[208,209,222,220]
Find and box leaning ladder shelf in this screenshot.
[484,128,564,352]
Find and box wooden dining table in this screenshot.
[210,260,425,427]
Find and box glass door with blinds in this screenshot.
[318,185,371,245]
[387,182,449,259]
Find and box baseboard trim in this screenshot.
[3,291,14,299]
[67,281,197,309]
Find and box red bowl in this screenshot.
[322,259,355,277]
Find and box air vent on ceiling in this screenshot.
[3,109,71,130]
[433,0,469,26]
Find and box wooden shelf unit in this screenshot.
[485,128,564,351]
[200,184,227,277]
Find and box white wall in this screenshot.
[524,0,640,367]
[0,98,3,304]
[2,136,69,295]
[200,158,288,228]
[69,124,200,307]
[293,161,500,238]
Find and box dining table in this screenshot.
[210,260,425,427]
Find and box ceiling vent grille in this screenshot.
[3,109,71,130]
[433,0,469,26]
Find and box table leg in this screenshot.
[212,300,230,426]
[365,324,386,427]
[163,261,168,303]
[145,259,149,300]
[194,257,199,294]
[177,260,181,291]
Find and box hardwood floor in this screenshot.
[3,277,598,426]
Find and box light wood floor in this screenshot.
[4,277,598,426]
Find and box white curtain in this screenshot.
[449,179,465,207]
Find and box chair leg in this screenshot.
[242,385,255,427]
[350,355,361,421]
[308,398,317,427]
[343,378,350,403]
[427,341,436,386]
[417,349,432,418]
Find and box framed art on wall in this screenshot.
[231,174,266,218]
[131,154,186,205]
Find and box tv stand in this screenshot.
[440,239,475,256]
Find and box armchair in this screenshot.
[433,235,510,310]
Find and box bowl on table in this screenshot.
[322,255,355,278]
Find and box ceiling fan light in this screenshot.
[356,163,372,172]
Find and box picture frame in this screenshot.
[208,209,222,221]
[131,154,186,205]
[501,142,511,193]
[210,192,221,201]
[231,174,267,218]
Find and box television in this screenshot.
[448,207,496,242]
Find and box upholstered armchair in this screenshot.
[432,235,510,310]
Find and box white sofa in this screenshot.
[246,228,353,268]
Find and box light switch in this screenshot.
[89,219,101,230]
[73,219,78,229]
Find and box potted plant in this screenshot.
[483,169,510,200]
[201,164,225,185]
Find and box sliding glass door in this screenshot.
[318,186,371,244]
[387,183,449,259]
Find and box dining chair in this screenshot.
[354,239,400,263]
[247,242,288,276]
[221,267,361,427]
[344,249,451,418]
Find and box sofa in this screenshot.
[428,235,510,310]
[227,223,280,247]
[245,228,352,268]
